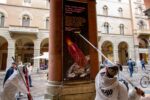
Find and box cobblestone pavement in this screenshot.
[0,66,150,100]
[121,66,150,97]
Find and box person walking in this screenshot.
[141,59,146,71]
[27,63,33,87]
[127,59,134,77]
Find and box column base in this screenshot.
[44,81,95,100]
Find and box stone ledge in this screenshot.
[45,82,96,100]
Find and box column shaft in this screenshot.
[34,49,40,71]
[88,0,99,80]
[7,40,15,70]
[113,46,119,62]
[49,0,63,82]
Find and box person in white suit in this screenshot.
[1,62,28,100]
[95,61,146,100]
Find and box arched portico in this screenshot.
[139,38,149,63]
[40,38,49,69]
[118,42,129,65]
[101,41,113,63]
[0,36,8,70]
[15,38,34,64]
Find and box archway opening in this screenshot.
[118,42,128,65]
[0,36,8,70]
[15,38,34,65]
[101,41,113,63]
[139,39,148,63]
[40,38,49,70]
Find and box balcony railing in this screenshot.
[135,29,150,37]
[9,25,39,38]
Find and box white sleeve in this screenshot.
[128,88,141,100]
[118,83,128,100]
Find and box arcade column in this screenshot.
[113,44,119,62]
[45,0,99,100]
[45,0,63,99]
[33,40,40,72]
[7,40,15,70]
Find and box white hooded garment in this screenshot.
[1,68,28,100]
[95,68,128,100]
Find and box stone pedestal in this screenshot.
[45,82,95,100]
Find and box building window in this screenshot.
[104,22,109,34]
[119,24,124,34]
[137,6,143,15]
[22,15,30,27]
[103,5,108,16]
[118,7,123,17]
[0,12,5,27]
[46,17,49,29]
[24,0,31,3]
[138,20,145,30]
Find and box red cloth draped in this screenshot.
[66,37,87,67]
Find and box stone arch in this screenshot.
[40,38,48,53]
[40,38,49,69]
[139,38,148,48]
[0,8,8,17]
[19,11,33,20]
[0,36,8,70]
[139,38,148,63]
[118,41,129,65]
[101,41,113,62]
[15,37,34,64]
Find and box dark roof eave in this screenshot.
[144,8,150,16]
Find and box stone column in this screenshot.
[33,41,40,72]
[133,35,139,62]
[48,0,62,82]
[134,45,140,61]
[148,46,150,65]
[7,40,15,70]
[148,38,150,65]
[45,0,98,100]
[45,0,63,99]
[113,44,119,62]
[88,0,99,79]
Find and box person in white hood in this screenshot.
[95,61,128,100]
[95,61,146,100]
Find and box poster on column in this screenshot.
[63,0,90,82]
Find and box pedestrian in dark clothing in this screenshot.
[127,59,134,77]
[141,59,146,71]
[3,62,17,86]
